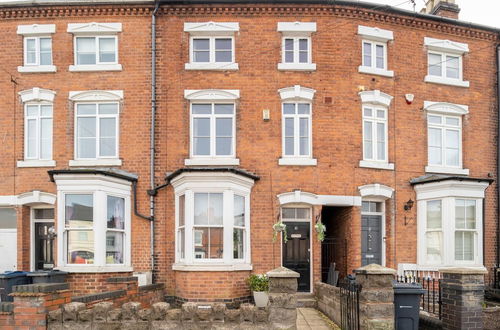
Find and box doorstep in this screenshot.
[296,292,317,308]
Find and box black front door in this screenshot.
[282,222,310,292]
[34,222,55,270]
[361,215,382,266]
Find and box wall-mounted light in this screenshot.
[404,199,414,211]
[263,109,270,121]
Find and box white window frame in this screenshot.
[277,22,316,71]
[171,171,255,271]
[281,102,313,159]
[358,90,394,170]
[357,25,394,77]
[23,103,53,161]
[426,113,462,167]
[415,179,488,268]
[17,24,56,73]
[184,22,239,71]
[67,22,122,72]
[424,37,469,88]
[278,85,317,166]
[53,173,132,273]
[362,105,388,163]
[184,89,240,166]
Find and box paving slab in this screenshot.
[296,307,337,329]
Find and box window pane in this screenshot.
[209,193,223,225]
[99,37,116,63]
[285,118,294,155]
[214,104,234,114]
[284,39,294,63]
[298,103,310,114]
[77,117,96,158]
[446,117,459,126]
[377,122,385,160]
[76,37,96,65]
[456,199,466,229]
[0,208,17,229]
[65,194,93,228]
[361,201,370,213]
[363,121,373,159]
[41,105,52,117]
[99,118,117,157]
[26,39,36,64]
[283,103,295,114]
[27,119,37,158]
[376,44,384,69]
[192,104,211,115]
[446,56,459,79]
[296,208,310,219]
[299,118,309,156]
[363,108,372,117]
[455,231,474,261]
[40,38,52,65]
[179,195,185,227]
[194,193,208,225]
[233,228,244,259]
[194,138,210,156]
[77,104,97,115]
[78,138,97,158]
[107,196,124,230]
[193,118,210,156]
[282,208,295,219]
[193,39,209,50]
[193,39,210,62]
[215,38,232,62]
[234,195,245,227]
[106,231,124,264]
[428,127,442,165]
[215,38,231,50]
[67,230,94,264]
[363,42,372,67]
[99,103,118,115]
[216,137,232,155]
[446,129,459,148]
[428,53,442,76]
[298,39,308,63]
[193,227,223,259]
[215,51,232,62]
[445,129,459,166]
[428,115,441,124]
[178,228,185,259]
[27,105,38,117]
[466,200,476,229]
[209,228,223,258]
[427,200,441,229]
[40,118,52,159]
[34,208,54,220]
[377,110,385,119]
[426,231,442,263]
[40,38,51,51]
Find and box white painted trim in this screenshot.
[424,37,469,54]
[69,64,122,72]
[358,66,394,77]
[184,89,240,101]
[424,75,470,88]
[17,160,56,167]
[414,180,489,201]
[358,184,394,199]
[69,159,122,167]
[360,198,387,267]
[19,87,56,103]
[67,22,122,34]
[277,63,316,71]
[423,101,469,115]
[184,22,239,35]
[17,24,55,35]
[17,191,56,205]
[30,206,54,271]
[359,160,394,170]
[184,62,238,71]
[18,65,57,73]
[56,266,133,272]
[277,22,317,34]
[277,190,362,206]
[359,90,393,107]
[69,90,123,102]
[425,166,470,176]
[358,25,393,42]
[278,158,317,166]
[170,172,255,192]
[172,263,252,271]
[278,85,316,101]
[184,158,240,166]
[0,196,20,206]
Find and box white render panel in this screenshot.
[67,22,122,34]
[184,89,240,101]
[424,37,469,54]
[359,90,393,107]
[423,101,469,115]
[69,90,123,101]
[278,85,316,101]
[184,22,239,35]
[277,22,317,33]
[17,24,55,35]
[358,25,393,42]
[19,87,56,103]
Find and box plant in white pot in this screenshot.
[247,274,269,308]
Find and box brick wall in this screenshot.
[65,272,133,296]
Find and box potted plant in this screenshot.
[315,221,326,242]
[247,274,269,307]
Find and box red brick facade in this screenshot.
[0,1,498,302]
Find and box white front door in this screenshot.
[0,208,18,272]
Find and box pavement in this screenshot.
[296,307,337,329]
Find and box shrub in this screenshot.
[247,274,269,292]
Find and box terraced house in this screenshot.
[0,0,498,305]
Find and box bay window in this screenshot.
[170,169,257,271]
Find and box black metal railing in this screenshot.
[396,275,442,319]
[321,238,348,283]
[487,266,499,289]
[339,278,361,330]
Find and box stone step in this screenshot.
[296,293,317,308]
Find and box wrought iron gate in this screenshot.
[339,278,361,330]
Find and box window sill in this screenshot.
[184,158,240,166]
[172,263,253,272]
[184,63,239,71]
[358,66,394,78]
[17,160,56,168]
[424,75,470,88]
[278,158,317,166]
[17,65,57,73]
[56,266,133,273]
[69,64,122,72]
[359,160,394,170]
[425,166,470,176]
[69,159,122,167]
[277,63,316,71]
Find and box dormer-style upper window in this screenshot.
[67,22,122,72]
[357,25,394,78]
[277,22,316,71]
[424,37,469,88]
[17,24,56,73]
[184,22,239,71]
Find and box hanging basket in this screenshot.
[315,222,326,242]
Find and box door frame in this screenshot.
[361,198,386,267]
[279,205,313,293]
[30,206,55,272]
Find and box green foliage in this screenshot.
[272,221,288,243]
[315,222,326,242]
[247,274,269,292]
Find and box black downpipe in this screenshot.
[497,45,500,268]
[133,180,153,221]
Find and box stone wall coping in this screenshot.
[267,266,300,278]
[71,289,126,303]
[354,263,396,275]
[12,282,69,294]
[439,267,488,275]
[138,283,164,292]
[106,276,138,283]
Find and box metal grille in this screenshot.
[339,278,361,330]
[396,274,442,319]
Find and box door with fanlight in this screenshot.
[361,201,384,266]
[32,208,55,271]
